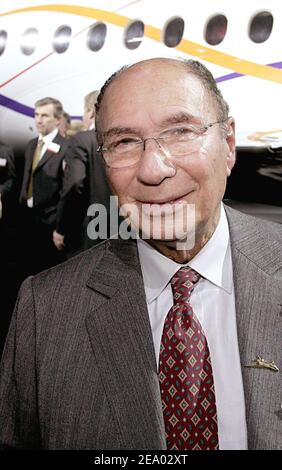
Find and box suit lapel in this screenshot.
[85,239,166,449]
[21,140,37,199]
[226,206,282,448]
[26,140,37,172]
[36,132,63,170]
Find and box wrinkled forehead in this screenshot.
[99,61,217,132]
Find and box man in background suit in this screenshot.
[0,140,20,265]
[54,90,111,255]
[58,111,71,138]
[0,58,281,450]
[0,141,19,357]
[0,141,16,220]
[19,97,68,274]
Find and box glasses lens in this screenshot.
[104,150,141,168]
[158,126,206,157]
[166,138,201,156]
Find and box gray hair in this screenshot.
[95,58,229,143]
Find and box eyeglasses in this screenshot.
[98,120,226,168]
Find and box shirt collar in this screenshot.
[40,128,58,145]
[137,204,232,304]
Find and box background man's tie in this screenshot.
[27,139,44,198]
[159,266,219,450]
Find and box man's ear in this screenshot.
[226,117,236,176]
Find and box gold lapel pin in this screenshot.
[244,356,279,372]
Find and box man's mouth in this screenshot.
[137,191,194,206]
[136,192,194,216]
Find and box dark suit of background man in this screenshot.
[0,141,17,247]
[0,141,19,355]
[19,97,68,275]
[54,90,112,255]
[0,141,16,222]
[0,59,281,450]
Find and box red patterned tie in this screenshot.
[159,267,219,450]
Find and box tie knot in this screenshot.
[171,267,201,303]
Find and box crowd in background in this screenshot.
[0,91,112,355]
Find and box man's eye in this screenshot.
[165,126,204,141]
[173,127,196,135]
[111,138,139,149]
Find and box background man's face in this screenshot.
[58,116,70,137]
[34,103,60,136]
[83,107,94,130]
[99,60,235,243]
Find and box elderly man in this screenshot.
[0,58,281,450]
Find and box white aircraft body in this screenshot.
[0,0,282,149]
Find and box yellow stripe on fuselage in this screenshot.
[1,4,282,84]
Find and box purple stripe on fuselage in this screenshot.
[0,94,82,119]
[0,94,34,117]
[216,72,242,83]
[216,61,282,83]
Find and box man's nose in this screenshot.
[136,138,176,185]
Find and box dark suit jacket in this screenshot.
[0,207,281,449]
[0,142,16,196]
[56,129,111,248]
[20,132,68,227]
[0,142,18,225]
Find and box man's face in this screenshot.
[83,107,94,130]
[34,104,60,136]
[58,116,70,137]
[99,60,235,244]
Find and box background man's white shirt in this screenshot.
[27,128,58,208]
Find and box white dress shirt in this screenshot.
[27,128,58,208]
[137,205,248,450]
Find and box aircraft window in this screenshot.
[53,25,72,53]
[205,14,227,45]
[0,30,7,56]
[124,20,144,50]
[87,22,107,51]
[163,17,184,48]
[249,11,273,43]
[21,28,38,55]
